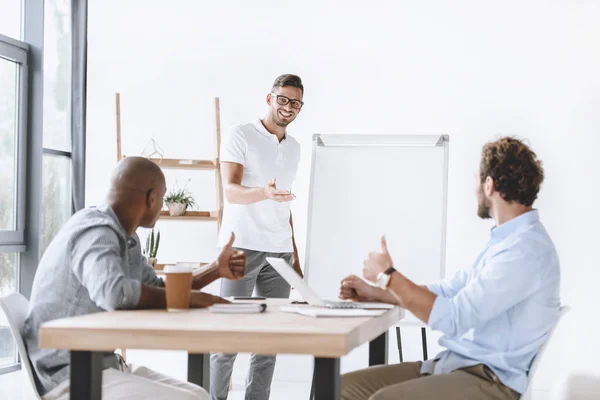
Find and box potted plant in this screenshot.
[144,228,160,267]
[164,181,197,216]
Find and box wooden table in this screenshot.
[39,299,404,400]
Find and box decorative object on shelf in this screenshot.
[144,228,160,267]
[164,180,197,216]
[140,138,165,160]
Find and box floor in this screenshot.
[0,369,310,400]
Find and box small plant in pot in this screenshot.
[144,228,160,267]
[164,181,197,216]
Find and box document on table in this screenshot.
[280,306,383,318]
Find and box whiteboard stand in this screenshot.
[304,134,450,366]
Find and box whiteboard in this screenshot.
[304,134,449,317]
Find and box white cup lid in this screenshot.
[163,265,193,273]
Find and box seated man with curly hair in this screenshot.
[339,137,560,400]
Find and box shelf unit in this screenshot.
[115,93,224,229]
[115,94,225,362]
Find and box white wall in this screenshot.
[86,1,600,397]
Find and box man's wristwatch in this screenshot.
[376,266,396,289]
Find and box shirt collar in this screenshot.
[490,209,539,241]
[99,203,135,242]
[252,119,287,142]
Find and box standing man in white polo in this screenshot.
[210,74,305,400]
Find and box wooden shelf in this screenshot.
[147,157,217,170]
[159,210,219,220]
[155,262,210,271]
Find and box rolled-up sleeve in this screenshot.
[70,226,142,310]
[141,262,164,287]
[427,269,470,298]
[428,248,547,336]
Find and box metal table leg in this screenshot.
[313,357,340,400]
[70,350,103,400]
[188,353,210,390]
[369,331,388,366]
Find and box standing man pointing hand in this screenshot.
[210,74,305,400]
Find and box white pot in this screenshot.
[167,202,188,216]
[147,257,157,267]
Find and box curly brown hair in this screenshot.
[479,137,544,207]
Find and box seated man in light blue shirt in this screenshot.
[339,137,560,400]
[23,157,246,400]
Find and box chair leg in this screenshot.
[421,327,428,361]
[309,365,316,400]
[395,327,403,362]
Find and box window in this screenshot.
[0,58,18,232]
[41,155,71,254]
[0,253,18,369]
[41,0,73,256]
[0,37,27,247]
[0,33,27,373]
[0,0,22,40]
[43,0,71,152]
[0,0,86,375]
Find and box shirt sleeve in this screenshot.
[70,226,142,311]
[140,260,164,287]
[426,269,470,298]
[428,246,549,337]
[220,127,247,165]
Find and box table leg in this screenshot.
[313,357,340,400]
[369,330,388,366]
[188,353,210,390]
[70,351,103,400]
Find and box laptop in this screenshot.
[266,257,394,310]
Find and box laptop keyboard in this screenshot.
[325,301,358,309]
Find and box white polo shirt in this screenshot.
[218,119,301,253]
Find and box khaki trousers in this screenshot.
[341,362,520,400]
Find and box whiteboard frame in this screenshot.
[304,134,450,284]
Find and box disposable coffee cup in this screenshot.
[164,264,193,311]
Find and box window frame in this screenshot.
[0,0,87,375]
[0,33,29,249]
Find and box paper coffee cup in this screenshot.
[164,265,193,311]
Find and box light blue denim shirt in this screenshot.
[23,205,164,395]
[422,210,561,394]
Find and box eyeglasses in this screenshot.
[270,93,304,110]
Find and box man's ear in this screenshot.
[266,93,273,106]
[484,176,495,196]
[146,189,157,209]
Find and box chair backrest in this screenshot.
[521,305,571,399]
[0,293,42,399]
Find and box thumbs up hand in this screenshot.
[362,236,394,283]
[217,232,246,280]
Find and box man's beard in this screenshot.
[477,185,492,219]
[271,109,291,127]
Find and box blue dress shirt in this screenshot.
[422,210,561,393]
